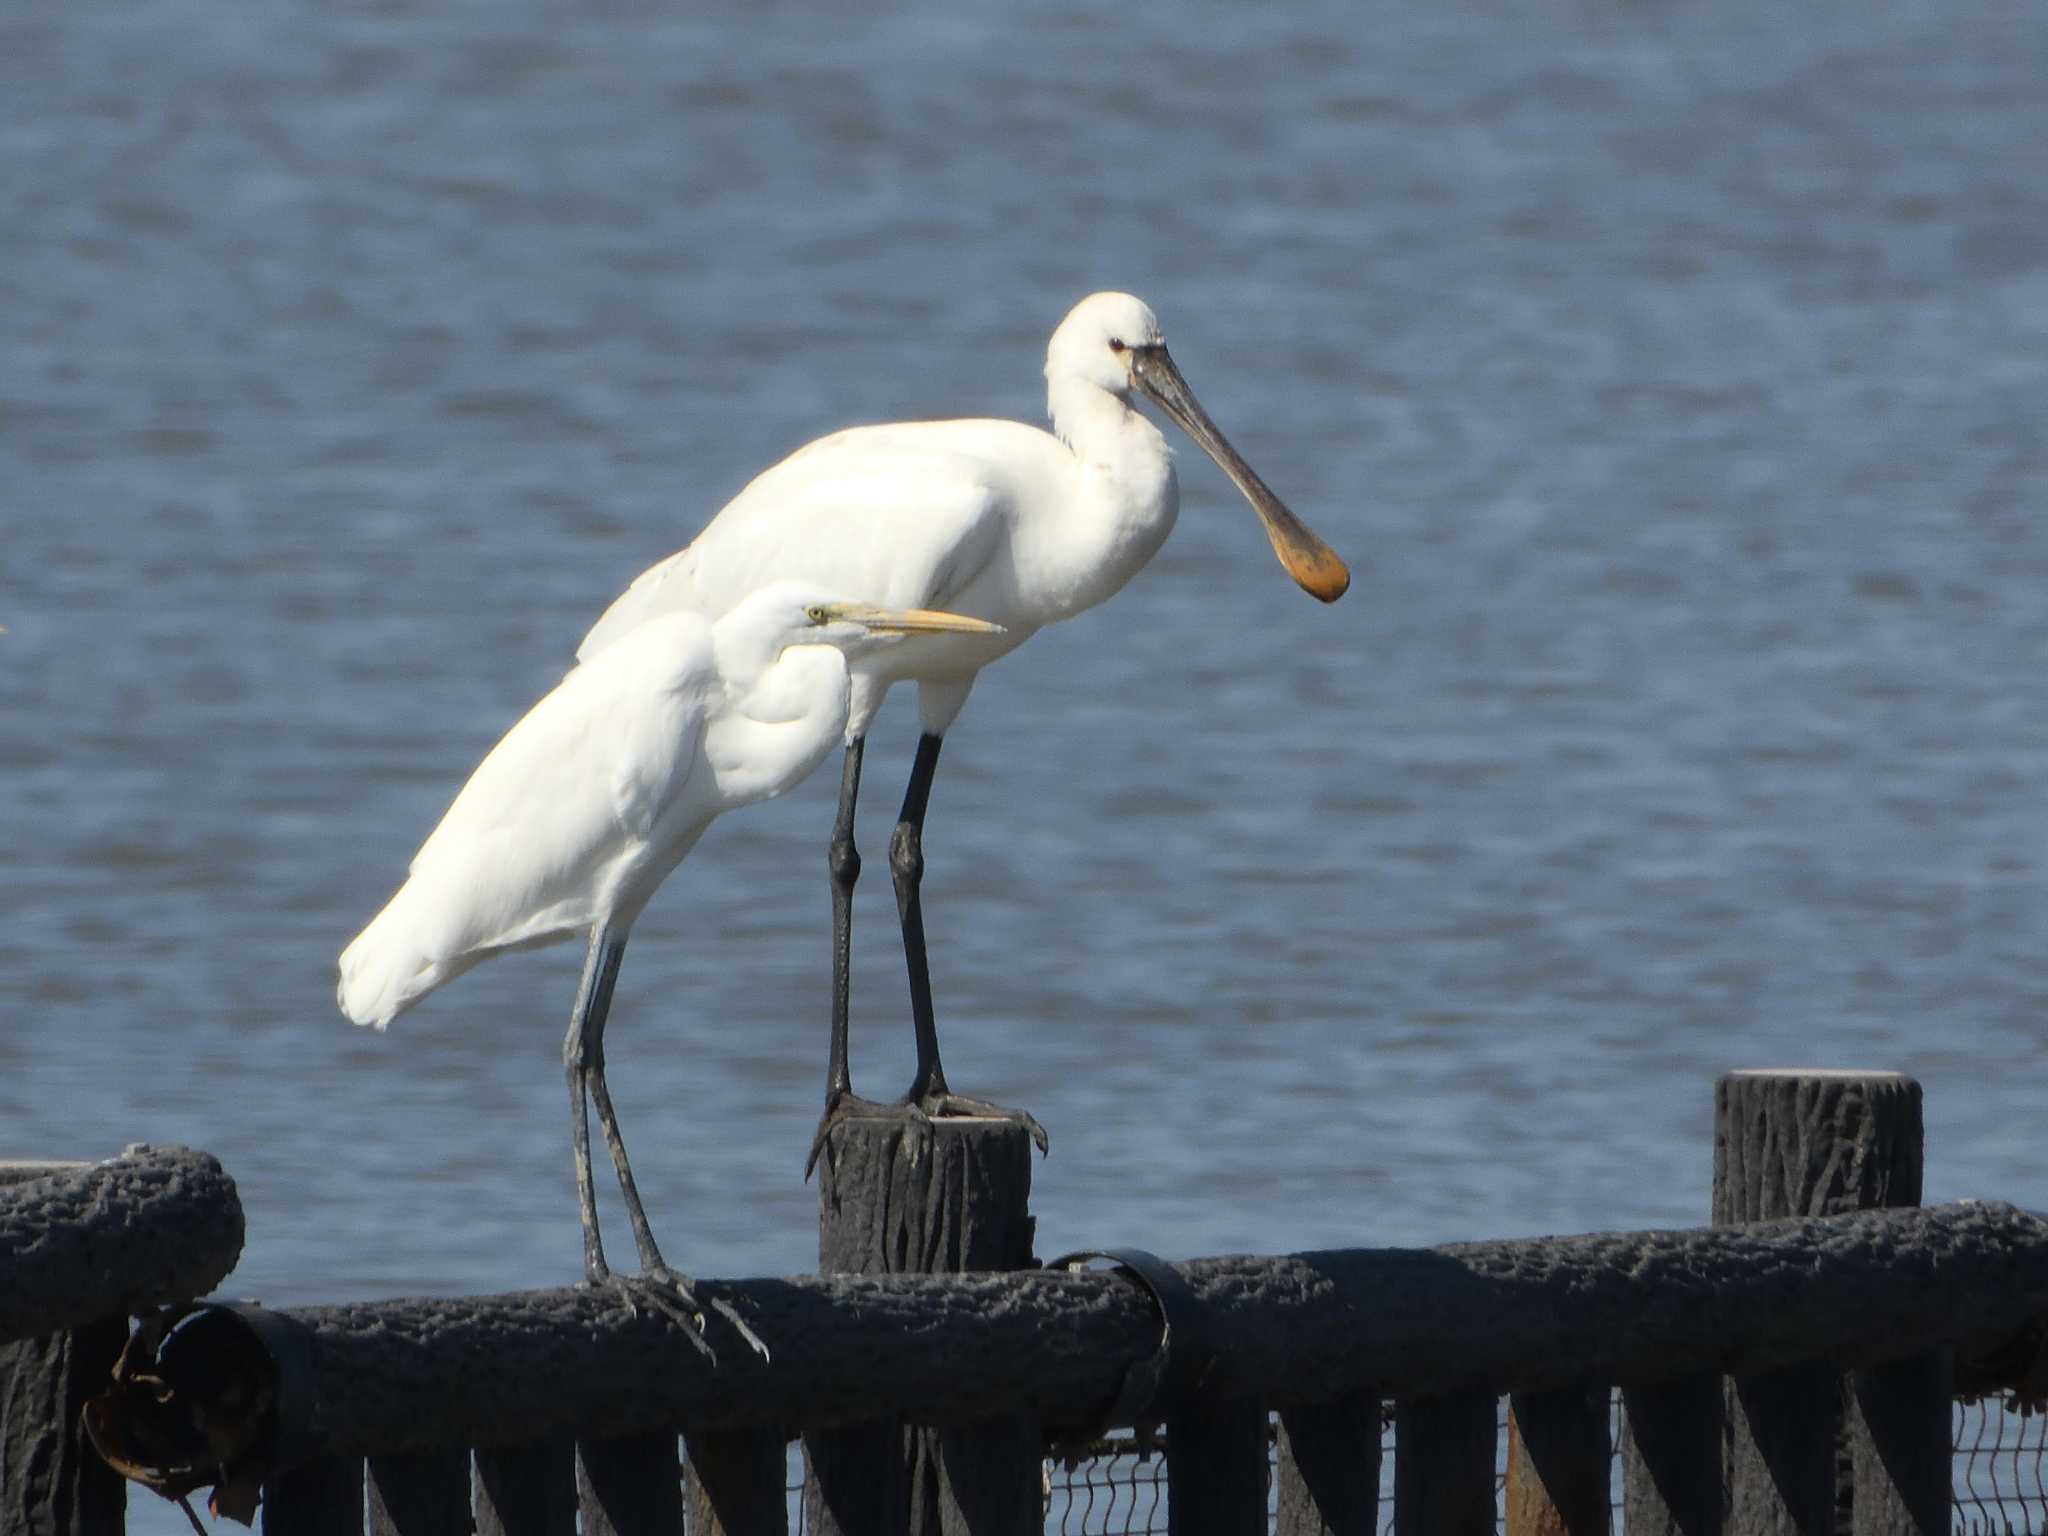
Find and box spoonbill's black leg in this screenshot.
[891,732,1048,1153]
[807,737,910,1177]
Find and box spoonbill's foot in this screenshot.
[805,1089,922,1179]
[915,1090,1050,1155]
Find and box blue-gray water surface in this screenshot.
[3,4,2044,1495]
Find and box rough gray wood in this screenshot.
[578,1429,681,1536]
[1393,1393,1494,1536]
[685,1427,788,1536]
[1505,1386,1609,1535]
[367,1449,470,1535]
[225,1199,2047,1459]
[1167,1397,1270,1536]
[0,1316,127,1536]
[474,1437,575,1536]
[1618,1378,1721,1536]
[264,1455,366,1535]
[0,1146,244,1344]
[1716,1071,1925,1536]
[1849,1353,1950,1536]
[804,1116,1037,1536]
[1275,1393,1379,1536]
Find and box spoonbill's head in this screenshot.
[1045,291,1165,397]
[1046,292,1352,604]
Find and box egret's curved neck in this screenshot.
[709,639,852,803]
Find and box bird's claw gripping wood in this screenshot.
[593,1269,752,1364]
[805,1087,1050,1180]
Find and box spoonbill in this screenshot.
[338,583,1001,1352]
[578,292,1350,1167]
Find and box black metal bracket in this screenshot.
[1045,1246,1205,1446]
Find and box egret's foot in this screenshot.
[592,1268,718,1362]
[915,1089,1050,1155]
[805,1089,922,1180]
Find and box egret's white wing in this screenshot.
[339,615,716,1025]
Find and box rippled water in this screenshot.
[3,0,2044,1415]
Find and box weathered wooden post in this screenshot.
[0,1314,127,1536]
[1167,1395,1269,1536]
[474,1438,576,1536]
[1711,1069,1940,1536]
[2,1150,246,1536]
[802,1115,1038,1536]
[1392,1391,1494,1535]
[1275,1393,1379,1536]
[1505,1385,1610,1535]
[368,1450,471,1534]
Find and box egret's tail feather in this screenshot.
[337,890,472,1029]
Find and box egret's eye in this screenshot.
[1107,338,1127,354]
[804,604,829,625]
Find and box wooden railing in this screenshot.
[4,1072,2043,1535]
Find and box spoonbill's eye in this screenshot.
[804,604,829,625]
[1107,338,1127,353]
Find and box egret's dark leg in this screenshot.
[566,926,764,1360]
[563,926,627,1284]
[891,732,1048,1151]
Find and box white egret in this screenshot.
[579,292,1350,1167]
[338,583,1001,1350]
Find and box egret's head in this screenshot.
[1045,291,1165,398]
[737,583,1005,661]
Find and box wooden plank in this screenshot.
[368,1449,471,1535]
[578,1429,681,1536]
[474,1437,576,1536]
[1275,1393,1379,1536]
[1166,1397,1268,1536]
[0,1317,127,1536]
[264,1456,366,1535]
[1618,1378,1721,1536]
[802,1115,1037,1536]
[1392,1393,1494,1536]
[1715,1070,1925,1535]
[685,1427,789,1536]
[1505,1386,1608,1535]
[1849,1352,1951,1535]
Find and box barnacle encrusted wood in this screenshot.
[0,1146,244,1344]
[225,1200,2048,1462]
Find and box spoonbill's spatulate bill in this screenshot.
[577,292,1349,1168]
[338,584,1001,1352]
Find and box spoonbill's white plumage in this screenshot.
[580,292,1349,1166]
[338,582,1000,1349]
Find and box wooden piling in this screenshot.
[0,1317,127,1536]
[578,1429,682,1536]
[1713,1069,1934,1536]
[1275,1393,1380,1536]
[263,1456,365,1534]
[473,1437,576,1536]
[1392,1392,1494,1535]
[1166,1397,1269,1536]
[1505,1385,1609,1535]
[367,1449,470,1535]
[803,1114,1038,1536]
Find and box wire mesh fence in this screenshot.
[782,1393,2048,1534]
